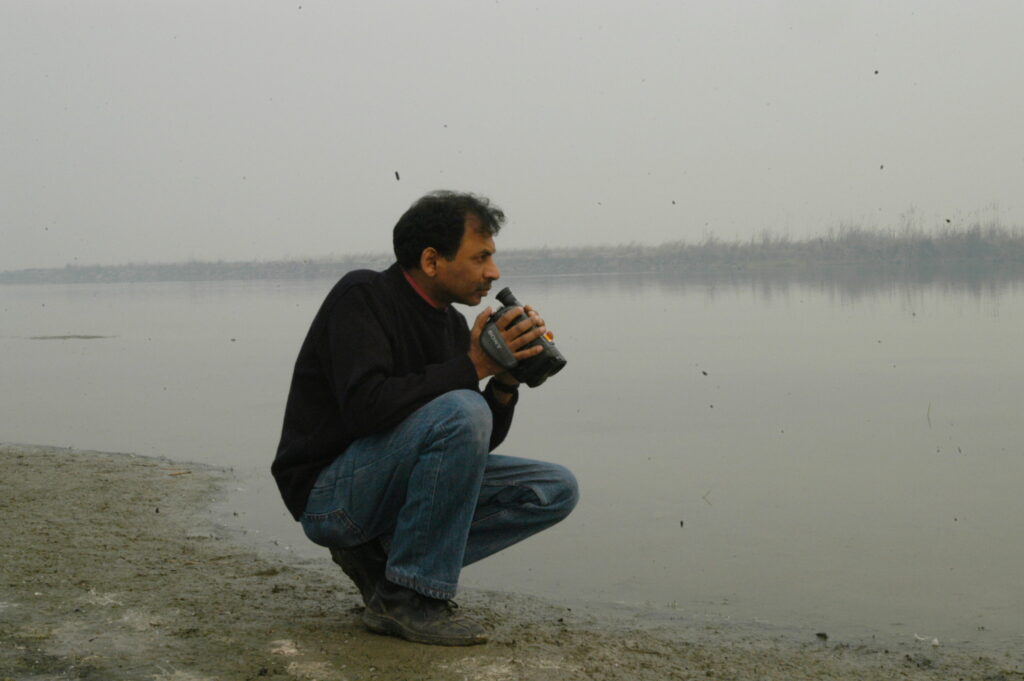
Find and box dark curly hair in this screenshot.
[393,191,505,269]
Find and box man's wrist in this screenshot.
[489,378,519,394]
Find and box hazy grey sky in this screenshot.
[3,1,1023,270]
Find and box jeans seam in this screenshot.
[478,480,546,510]
[386,566,457,600]
[469,505,518,529]
[413,415,451,560]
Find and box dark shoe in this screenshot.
[329,540,386,605]
[362,582,488,646]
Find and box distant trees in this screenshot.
[495,223,1024,275]
[2,223,1022,285]
[0,254,392,285]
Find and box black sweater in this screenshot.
[272,263,517,520]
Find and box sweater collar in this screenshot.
[400,267,447,310]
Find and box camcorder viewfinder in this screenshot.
[479,287,567,388]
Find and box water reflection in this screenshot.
[509,263,1024,304]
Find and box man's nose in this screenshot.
[486,261,500,281]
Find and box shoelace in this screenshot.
[425,599,460,616]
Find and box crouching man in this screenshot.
[271,190,579,645]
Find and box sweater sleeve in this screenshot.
[323,284,479,438]
[483,384,516,451]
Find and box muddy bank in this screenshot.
[2,444,1020,681]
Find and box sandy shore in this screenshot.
[2,443,1021,681]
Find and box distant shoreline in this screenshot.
[4,224,1023,285]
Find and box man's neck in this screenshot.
[402,268,446,309]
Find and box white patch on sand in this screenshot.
[440,655,583,680]
[440,657,514,680]
[120,608,162,631]
[80,589,123,607]
[269,642,346,680]
[286,660,346,680]
[151,669,214,681]
[269,639,300,655]
[531,658,584,671]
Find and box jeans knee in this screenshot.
[431,389,492,457]
[549,464,580,518]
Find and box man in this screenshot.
[272,191,579,646]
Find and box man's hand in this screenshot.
[469,305,547,381]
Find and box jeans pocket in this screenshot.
[304,453,354,512]
[300,507,364,548]
[301,458,364,547]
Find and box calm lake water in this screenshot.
[2,271,1022,652]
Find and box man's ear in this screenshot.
[419,247,439,277]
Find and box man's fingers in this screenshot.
[493,306,548,360]
[498,307,547,336]
[513,343,546,361]
[509,316,542,338]
[497,306,524,330]
[506,322,547,351]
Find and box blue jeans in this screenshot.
[300,389,579,600]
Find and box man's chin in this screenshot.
[461,291,488,306]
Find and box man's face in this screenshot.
[433,215,501,306]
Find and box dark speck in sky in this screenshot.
[394,171,400,181]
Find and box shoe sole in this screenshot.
[362,609,488,646]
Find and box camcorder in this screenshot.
[479,287,566,387]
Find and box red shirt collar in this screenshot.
[402,268,446,309]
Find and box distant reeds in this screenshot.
[3,223,1023,285]
[499,223,1024,275]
